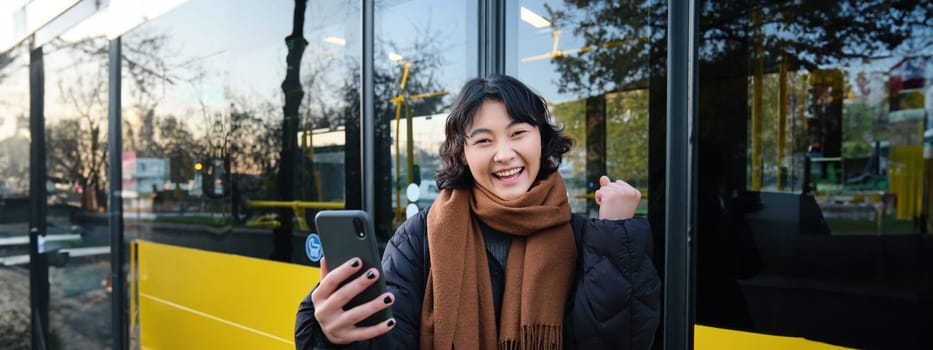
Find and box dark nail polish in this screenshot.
[350,259,360,268]
[387,319,396,327]
[383,296,392,304]
[366,270,376,279]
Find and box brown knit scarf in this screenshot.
[420,172,576,350]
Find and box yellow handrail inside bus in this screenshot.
[247,200,345,231]
[574,191,649,199]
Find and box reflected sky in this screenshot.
[113,0,474,137]
[513,0,613,102]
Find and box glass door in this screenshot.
[695,1,933,348]
[0,41,33,350]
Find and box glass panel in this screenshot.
[0,41,32,350]
[374,0,478,236]
[43,33,113,347]
[506,0,659,217]
[607,90,650,211]
[506,3,665,346]
[120,0,360,264]
[696,1,933,348]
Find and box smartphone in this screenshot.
[314,210,392,327]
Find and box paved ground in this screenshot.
[0,267,30,350]
[1,213,114,350]
[0,262,113,350]
[1,206,306,350]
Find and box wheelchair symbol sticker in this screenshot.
[306,233,323,263]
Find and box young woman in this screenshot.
[296,75,661,349]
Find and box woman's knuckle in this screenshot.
[313,307,328,321]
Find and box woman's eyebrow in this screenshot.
[508,120,533,128]
[467,128,491,138]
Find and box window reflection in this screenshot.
[121,0,238,254]
[375,0,476,234]
[46,36,112,213]
[697,0,933,348]
[0,41,31,350]
[120,0,360,264]
[44,33,113,348]
[607,90,649,196]
[0,45,30,199]
[508,0,657,216]
[302,0,361,206]
[507,4,663,348]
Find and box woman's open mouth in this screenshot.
[493,167,523,181]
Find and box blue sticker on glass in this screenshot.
[306,233,323,263]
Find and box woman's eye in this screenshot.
[512,130,528,137]
[473,138,491,145]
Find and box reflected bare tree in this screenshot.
[225,97,283,223]
[228,100,283,178]
[270,0,310,262]
[48,65,109,211]
[300,51,341,131]
[42,30,182,212]
[546,0,660,96]
[547,0,932,96]
[62,31,182,157]
[0,49,21,83]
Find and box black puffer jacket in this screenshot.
[295,209,661,349]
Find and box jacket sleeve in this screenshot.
[565,216,661,350]
[295,213,427,350]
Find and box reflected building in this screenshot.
[0,115,30,198]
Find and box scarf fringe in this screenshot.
[498,324,563,350]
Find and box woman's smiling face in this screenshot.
[463,100,541,200]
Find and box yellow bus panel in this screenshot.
[695,325,851,349]
[135,241,320,350]
[134,240,852,349]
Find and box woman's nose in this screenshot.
[494,145,516,163]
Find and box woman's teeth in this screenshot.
[495,168,522,178]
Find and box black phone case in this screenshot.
[314,210,392,327]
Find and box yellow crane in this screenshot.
[389,62,447,225]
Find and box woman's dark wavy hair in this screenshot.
[435,74,573,189]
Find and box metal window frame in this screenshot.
[108,37,128,350]
[361,0,375,215]
[665,0,698,348]
[29,38,50,350]
[478,0,505,77]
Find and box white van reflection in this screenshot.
[417,182,440,207]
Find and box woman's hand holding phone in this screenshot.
[310,257,397,345]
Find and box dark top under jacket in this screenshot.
[295,208,661,349]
